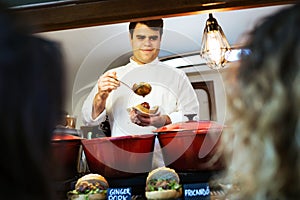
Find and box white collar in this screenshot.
[129,57,159,66]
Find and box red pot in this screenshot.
[50,134,82,180]
[82,134,155,178]
[154,120,225,171]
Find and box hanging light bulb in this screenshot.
[200,13,231,69]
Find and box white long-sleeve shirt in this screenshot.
[82,57,199,168]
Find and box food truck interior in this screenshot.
[7,0,297,199]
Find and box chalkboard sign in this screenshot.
[183,183,210,200]
[107,187,132,200]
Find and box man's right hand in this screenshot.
[97,71,120,95]
[92,71,120,119]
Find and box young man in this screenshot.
[82,19,199,168]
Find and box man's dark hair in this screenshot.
[129,19,164,38]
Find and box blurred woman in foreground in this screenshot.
[221,3,300,200]
[0,3,65,199]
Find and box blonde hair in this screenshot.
[220,4,300,200]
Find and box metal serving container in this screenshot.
[50,132,82,180]
[154,120,225,171]
[82,134,156,178]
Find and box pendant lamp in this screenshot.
[200,13,231,69]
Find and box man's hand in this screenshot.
[129,109,171,128]
[98,71,120,92]
[92,71,120,119]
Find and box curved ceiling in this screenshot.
[38,4,291,116]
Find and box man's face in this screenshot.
[130,23,161,65]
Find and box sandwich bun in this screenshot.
[134,102,159,115]
[146,189,182,200]
[68,193,106,200]
[68,173,108,200]
[75,173,108,189]
[145,167,182,199]
[146,167,180,182]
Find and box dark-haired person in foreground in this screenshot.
[82,19,199,168]
[220,3,300,200]
[0,3,65,200]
